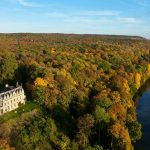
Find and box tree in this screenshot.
[34,77,48,87]
[127,121,142,143]
[98,59,111,73]
[93,105,110,146]
[76,114,94,148]
[134,73,141,89]
[0,139,15,150]
[146,63,150,77]
[109,91,121,104]
[0,52,18,83]
[93,105,109,123]
[109,122,132,150]
[33,77,48,105]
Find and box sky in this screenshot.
[0,0,150,38]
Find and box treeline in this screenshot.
[0,34,149,150]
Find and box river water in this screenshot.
[135,87,150,150]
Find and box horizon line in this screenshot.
[0,32,147,38]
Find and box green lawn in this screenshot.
[0,101,38,123]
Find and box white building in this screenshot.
[0,83,26,115]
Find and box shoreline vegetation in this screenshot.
[0,34,149,150]
[134,78,150,105]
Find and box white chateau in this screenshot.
[0,83,26,115]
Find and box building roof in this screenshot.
[1,86,15,93]
[0,84,23,97]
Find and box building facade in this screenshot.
[0,84,26,115]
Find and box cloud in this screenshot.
[64,17,113,25]
[47,10,141,26]
[47,11,115,24]
[64,16,141,26]
[16,0,44,7]
[47,10,120,18]
[74,10,120,16]
[118,17,140,24]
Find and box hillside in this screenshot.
[0,34,149,150]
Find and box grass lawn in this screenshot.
[0,101,39,123]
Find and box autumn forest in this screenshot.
[0,34,149,150]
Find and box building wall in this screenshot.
[0,86,26,115]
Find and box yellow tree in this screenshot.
[109,91,121,104]
[134,73,141,89]
[34,77,48,87]
[146,64,150,77]
[33,77,48,105]
[122,78,130,95]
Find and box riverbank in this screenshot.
[134,78,150,107]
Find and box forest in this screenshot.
[0,33,149,150]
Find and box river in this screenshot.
[135,87,150,150]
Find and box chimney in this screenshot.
[5,84,9,88]
[16,82,19,87]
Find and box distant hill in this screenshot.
[0,33,146,40]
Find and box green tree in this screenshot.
[127,121,142,143]
[76,114,94,148]
[0,53,18,83]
